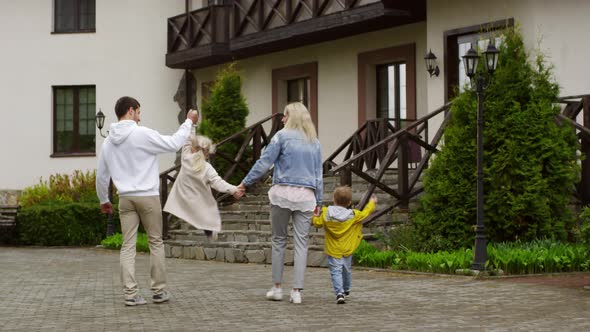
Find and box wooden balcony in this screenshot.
[166,0,425,69]
[167,5,233,68]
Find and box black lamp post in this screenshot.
[462,40,500,271]
[95,109,115,236]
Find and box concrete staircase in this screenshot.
[164,171,420,267]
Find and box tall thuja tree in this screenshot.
[413,28,579,250]
[198,63,249,183]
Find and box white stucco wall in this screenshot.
[192,23,428,160]
[0,1,185,190]
[426,0,590,112]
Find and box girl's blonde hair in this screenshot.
[189,134,216,172]
[283,102,317,142]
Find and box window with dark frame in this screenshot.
[54,0,96,33]
[376,62,407,120]
[53,86,96,156]
[287,78,310,108]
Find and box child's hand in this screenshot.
[233,188,245,200]
[370,194,378,204]
[313,206,321,217]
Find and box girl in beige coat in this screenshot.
[163,135,243,240]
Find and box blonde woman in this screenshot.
[164,135,244,240]
[239,102,323,304]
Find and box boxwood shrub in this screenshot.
[17,202,120,246]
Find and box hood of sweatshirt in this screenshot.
[326,206,354,222]
[108,120,138,145]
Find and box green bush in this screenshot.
[413,26,579,251]
[20,170,107,207]
[354,240,590,275]
[487,240,590,274]
[573,206,590,244]
[199,62,250,184]
[17,202,120,246]
[101,233,149,252]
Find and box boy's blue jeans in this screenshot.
[327,255,352,295]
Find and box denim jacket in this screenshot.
[242,128,323,205]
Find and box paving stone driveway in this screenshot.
[1,247,590,331]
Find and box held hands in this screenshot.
[313,206,320,217]
[233,183,247,200]
[187,109,199,125]
[100,202,113,214]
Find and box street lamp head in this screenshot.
[462,46,479,79]
[96,108,105,130]
[424,49,440,77]
[95,108,108,138]
[484,40,500,75]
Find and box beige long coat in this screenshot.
[163,142,237,232]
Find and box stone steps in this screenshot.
[165,240,329,267]
[165,173,419,266]
[168,229,378,246]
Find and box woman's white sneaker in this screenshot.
[289,290,302,304]
[266,286,283,301]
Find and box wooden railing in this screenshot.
[159,113,284,238]
[168,4,231,53]
[557,95,590,205]
[232,0,377,38]
[323,118,419,176]
[325,104,452,225]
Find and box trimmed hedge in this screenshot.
[17,203,120,246]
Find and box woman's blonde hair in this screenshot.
[189,134,216,172]
[283,102,317,142]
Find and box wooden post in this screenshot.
[186,0,192,46]
[340,166,352,187]
[257,0,264,31]
[398,133,409,210]
[184,69,195,114]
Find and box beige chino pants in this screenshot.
[119,195,167,299]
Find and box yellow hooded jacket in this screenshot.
[312,201,376,258]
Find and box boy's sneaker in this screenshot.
[289,290,302,304]
[153,291,170,304]
[124,295,147,306]
[336,294,346,304]
[344,290,350,297]
[266,286,283,301]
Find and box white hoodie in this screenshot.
[96,119,193,204]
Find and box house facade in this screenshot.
[0,0,188,194]
[171,0,590,163]
[1,0,589,195]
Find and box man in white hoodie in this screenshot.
[96,96,198,306]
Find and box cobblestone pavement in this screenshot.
[1,247,590,332]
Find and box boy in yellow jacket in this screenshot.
[312,186,377,304]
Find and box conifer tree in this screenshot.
[413,28,579,250]
[198,63,249,183]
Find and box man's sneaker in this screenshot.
[336,294,346,304]
[125,295,147,306]
[153,291,170,304]
[289,290,302,304]
[344,290,350,297]
[266,286,283,301]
